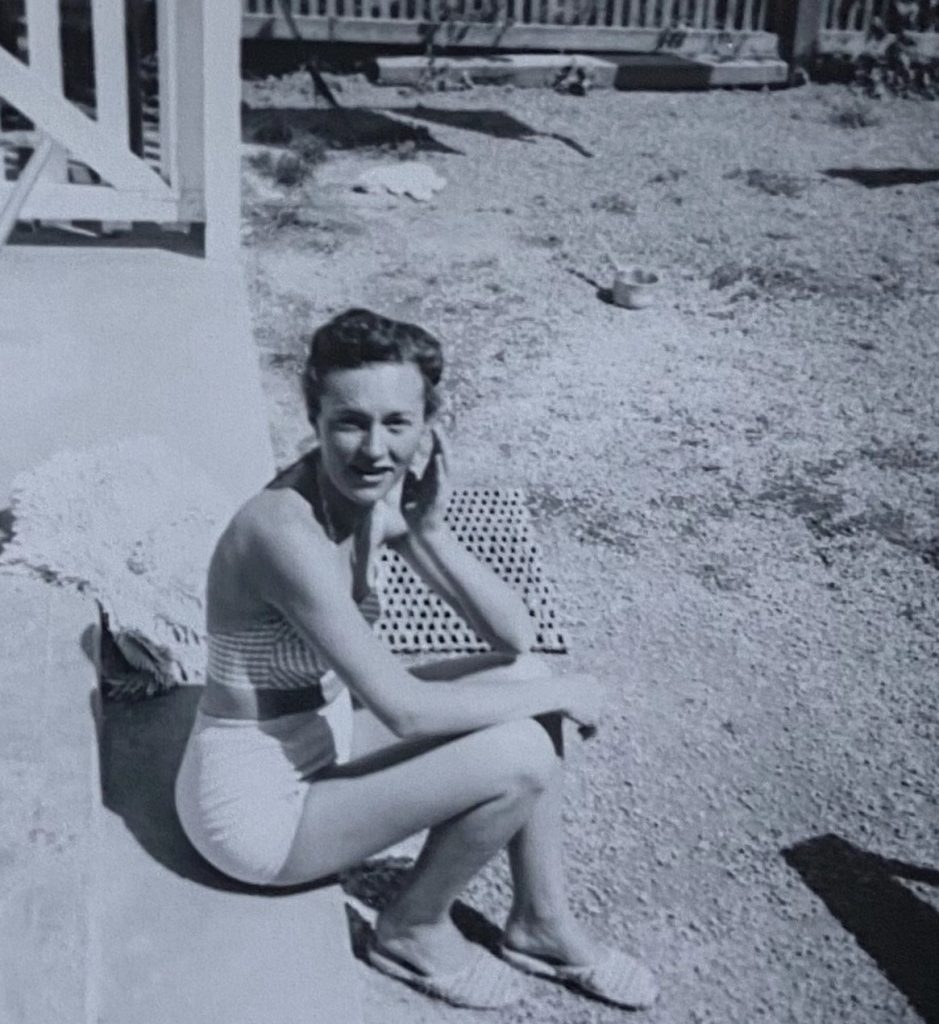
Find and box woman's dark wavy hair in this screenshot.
[302,308,443,425]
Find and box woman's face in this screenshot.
[315,362,429,506]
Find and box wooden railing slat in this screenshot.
[752,0,764,31]
[202,0,241,257]
[0,132,53,243]
[0,45,173,194]
[91,0,129,148]
[157,0,179,188]
[859,0,875,33]
[24,0,62,86]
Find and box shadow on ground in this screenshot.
[0,507,13,555]
[823,167,939,188]
[388,104,594,157]
[5,222,204,255]
[784,834,939,1024]
[242,105,461,154]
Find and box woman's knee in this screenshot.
[483,718,559,795]
[509,652,554,681]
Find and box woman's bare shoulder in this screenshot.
[207,489,336,626]
[221,487,328,561]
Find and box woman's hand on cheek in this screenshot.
[377,476,410,544]
[401,427,451,536]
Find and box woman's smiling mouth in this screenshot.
[348,464,395,484]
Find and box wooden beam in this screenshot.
[0,47,174,196]
[0,180,185,221]
[776,0,825,64]
[0,133,53,244]
[241,12,780,52]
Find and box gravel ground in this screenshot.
[239,74,938,1024]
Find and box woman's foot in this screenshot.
[503,911,601,967]
[502,911,658,1010]
[375,907,477,977]
[371,906,528,1009]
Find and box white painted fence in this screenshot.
[242,0,781,53]
[817,0,939,57]
[0,0,240,258]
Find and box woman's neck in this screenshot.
[309,450,369,542]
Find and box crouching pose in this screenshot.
[175,308,657,1010]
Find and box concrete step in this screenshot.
[375,52,788,92]
[0,247,363,1024]
[0,248,275,505]
[610,53,789,89]
[0,582,362,1024]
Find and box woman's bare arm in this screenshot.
[248,495,594,739]
[393,524,536,655]
[383,427,536,654]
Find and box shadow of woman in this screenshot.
[340,857,504,964]
[96,682,334,897]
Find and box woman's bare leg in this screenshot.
[395,654,603,964]
[504,714,600,964]
[275,715,559,973]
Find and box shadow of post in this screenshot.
[823,168,939,189]
[783,834,939,1024]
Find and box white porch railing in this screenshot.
[0,0,240,258]
[817,0,939,57]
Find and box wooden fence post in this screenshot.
[776,0,825,66]
[202,0,242,262]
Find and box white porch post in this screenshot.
[202,0,242,262]
[23,0,68,197]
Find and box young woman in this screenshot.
[175,308,657,1010]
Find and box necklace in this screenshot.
[312,456,338,543]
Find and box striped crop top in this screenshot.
[206,570,383,705]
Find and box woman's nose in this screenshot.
[361,425,388,460]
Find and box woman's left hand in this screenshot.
[401,427,451,535]
[378,428,450,544]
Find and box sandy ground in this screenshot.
[239,75,938,1024]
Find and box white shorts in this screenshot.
[174,687,354,886]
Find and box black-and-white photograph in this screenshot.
[1,2,937,1022]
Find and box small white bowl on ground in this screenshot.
[612,267,660,310]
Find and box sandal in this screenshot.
[500,943,658,1010]
[366,938,527,1009]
